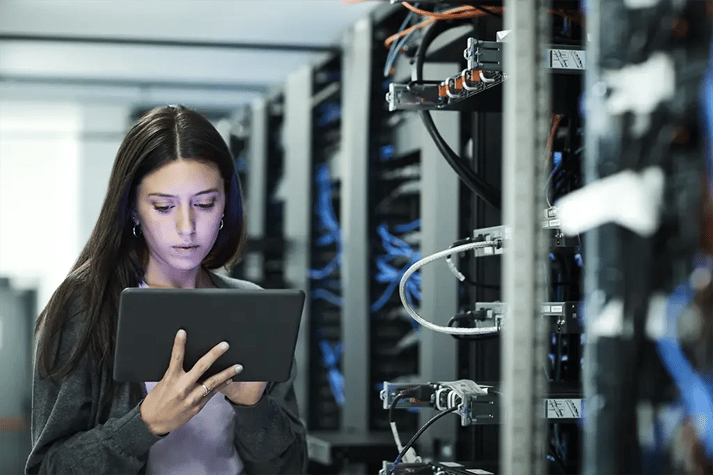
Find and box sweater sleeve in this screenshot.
[228,360,308,475]
[25,312,163,474]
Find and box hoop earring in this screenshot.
[133,223,141,237]
[219,219,224,230]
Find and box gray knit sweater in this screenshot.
[25,272,307,474]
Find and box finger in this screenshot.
[196,384,223,410]
[185,341,230,384]
[214,379,232,392]
[204,363,243,392]
[195,372,238,409]
[167,329,187,376]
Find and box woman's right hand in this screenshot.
[139,329,243,436]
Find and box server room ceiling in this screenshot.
[0,0,380,111]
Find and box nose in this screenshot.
[175,204,196,236]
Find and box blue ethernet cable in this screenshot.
[311,288,344,307]
[371,222,421,316]
[310,163,343,280]
[319,339,345,406]
[655,280,713,457]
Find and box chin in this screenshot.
[167,254,205,270]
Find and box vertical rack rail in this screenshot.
[263,92,288,290]
[285,65,313,423]
[368,5,421,438]
[341,16,372,434]
[416,61,461,457]
[501,0,551,473]
[244,97,268,284]
[309,52,344,432]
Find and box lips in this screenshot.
[174,245,198,250]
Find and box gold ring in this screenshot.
[201,384,211,397]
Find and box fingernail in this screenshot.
[220,341,229,350]
[177,329,186,337]
[235,364,243,373]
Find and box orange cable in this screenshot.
[401,2,500,20]
[547,114,564,158]
[385,3,571,50]
[384,6,493,48]
[401,1,475,17]
[401,2,505,19]
[384,17,436,48]
[385,4,505,48]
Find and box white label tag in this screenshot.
[546,399,583,418]
[549,49,586,70]
[551,305,563,313]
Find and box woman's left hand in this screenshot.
[219,378,268,406]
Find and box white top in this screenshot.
[138,281,243,475]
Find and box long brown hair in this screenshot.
[34,105,247,386]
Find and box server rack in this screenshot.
[0,279,36,475]
[262,93,289,290]
[370,5,466,461]
[369,2,589,474]
[369,7,423,442]
[582,1,710,473]
[308,52,345,432]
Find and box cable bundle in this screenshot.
[309,163,345,406]
[371,220,422,316]
[319,339,345,407]
[310,163,342,293]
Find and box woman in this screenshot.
[25,105,307,474]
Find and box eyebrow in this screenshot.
[147,189,220,198]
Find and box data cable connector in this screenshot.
[386,70,504,111]
[543,206,561,229]
[464,38,504,71]
[380,461,495,475]
[381,382,437,410]
[381,380,494,426]
[477,32,587,72]
[472,220,576,251]
[383,379,583,426]
[472,225,508,256]
[435,380,490,426]
[465,301,583,334]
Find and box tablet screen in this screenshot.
[113,288,305,383]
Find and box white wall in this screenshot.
[0,100,129,315]
[77,104,130,247]
[0,101,81,311]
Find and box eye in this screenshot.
[153,205,172,213]
[196,202,215,209]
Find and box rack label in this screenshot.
[549,49,586,70]
[546,398,583,418]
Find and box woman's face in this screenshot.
[133,159,225,277]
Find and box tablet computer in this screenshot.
[113,288,305,383]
